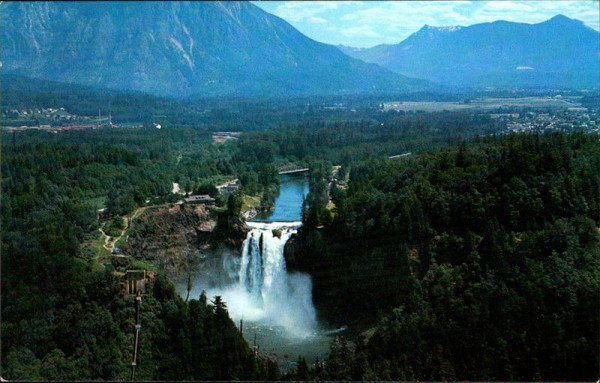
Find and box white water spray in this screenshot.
[198,221,318,339]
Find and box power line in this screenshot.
[131,292,142,381]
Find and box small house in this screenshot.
[184,194,216,206]
[226,183,240,193]
[123,270,155,295]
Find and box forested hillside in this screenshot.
[2,107,597,380]
[292,132,600,380]
[2,0,598,378]
[0,127,283,380]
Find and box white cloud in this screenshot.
[336,0,599,45]
[338,2,472,38]
[253,0,600,48]
[482,1,535,12]
[341,25,382,38]
[309,16,327,24]
[270,1,340,23]
[470,1,600,30]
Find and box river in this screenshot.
[251,174,309,222]
[178,174,335,371]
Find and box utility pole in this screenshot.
[108,100,112,127]
[131,291,142,381]
[253,333,259,357]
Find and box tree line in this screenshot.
[292,131,599,380]
[4,95,596,379]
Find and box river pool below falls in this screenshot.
[176,174,338,371]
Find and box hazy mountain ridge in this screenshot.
[340,15,600,89]
[1,1,426,98]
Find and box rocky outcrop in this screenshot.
[217,213,250,248]
[1,2,425,98]
[122,204,247,276]
[283,232,308,272]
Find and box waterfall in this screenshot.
[234,221,317,338]
[181,220,319,339]
[239,222,291,305]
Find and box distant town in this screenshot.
[380,96,598,134]
[4,95,598,136]
[2,107,143,132]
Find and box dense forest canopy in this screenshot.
[1,82,599,380]
[0,126,283,380]
[294,132,599,380]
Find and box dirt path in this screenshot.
[98,206,147,253]
[98,226,110,248]
[98,224,123,253]
[131,206,147,220]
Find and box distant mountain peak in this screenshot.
[337,44,367,52]
[2,1,426,97]
[341,15,599,89]
[544,14,585,26]
[420,24,463,32]
[415,24,464,39]
[548,14,574,22]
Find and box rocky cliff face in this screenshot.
[1,1,425,97]
[283,233,304,271]
[122,204,248,276]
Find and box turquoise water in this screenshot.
[251,174,309,222]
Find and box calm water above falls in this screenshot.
[251,174,309,222]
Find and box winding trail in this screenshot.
[98,226,111,249]
[98,206,147,253]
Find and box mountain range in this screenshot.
[339,15,599,89]
[0,1,425,98]
[2,2,598,98]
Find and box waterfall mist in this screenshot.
[188,221,319,339]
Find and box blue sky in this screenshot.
[252,1,600,48]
